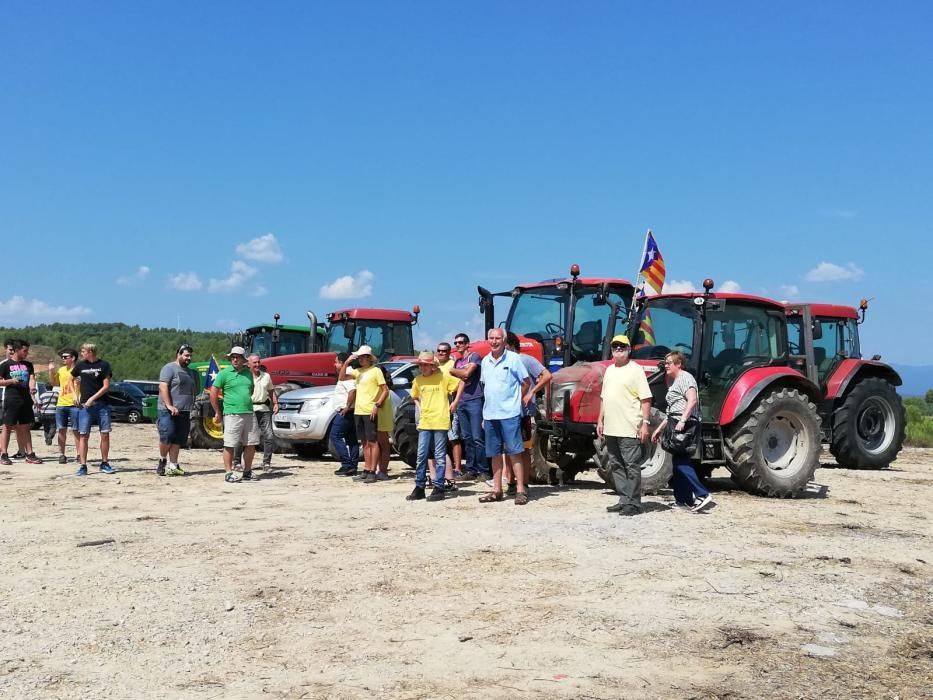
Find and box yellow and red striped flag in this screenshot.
[639,232,666,294]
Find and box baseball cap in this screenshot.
[227,346,247,357]
[416,351,438,365]
[610,334,631,346]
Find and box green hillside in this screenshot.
[0,323,232,380]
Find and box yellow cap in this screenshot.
[610,334,631,346]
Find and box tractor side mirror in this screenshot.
[343,322,356,341]
[271,328,280,343]
[811,320,823,340]
[593,282,609,306]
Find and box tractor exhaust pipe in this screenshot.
[306,311,319,353]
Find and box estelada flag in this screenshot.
[640,232,666,294]
[203,356,221,389]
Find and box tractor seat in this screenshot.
[710,348,745,375]
[572,320,603,360]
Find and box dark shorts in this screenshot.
[354,414,378,442]
[2,400,34,427]
[158,410,191,447]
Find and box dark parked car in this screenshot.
[108,382,148,423]
[123,380,161,396]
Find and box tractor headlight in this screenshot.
[550,382,577,414]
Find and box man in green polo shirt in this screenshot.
[210,346,259,483]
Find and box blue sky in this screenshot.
[2,2,931,365]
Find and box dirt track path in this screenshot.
[1,425,930,698]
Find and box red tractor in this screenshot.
[190,306,420,449]
[785,300,905,469]
[536,280,905,497]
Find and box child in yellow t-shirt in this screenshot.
[407,351,462,502]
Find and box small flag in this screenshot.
[639,232,666,294]
[204,356,221,389]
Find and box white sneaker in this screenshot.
[691,494,714,513]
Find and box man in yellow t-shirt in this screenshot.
[47,347,81,465]
[339,346,392,483]
[598,334,653,516]
[406,351,463,502]
[433,341,462,487]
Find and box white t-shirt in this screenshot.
[333,378,356,412]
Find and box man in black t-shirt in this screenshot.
[0,339,27,459]
[0,339,42,465]
[71,343,115,476]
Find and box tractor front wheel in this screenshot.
[724,387,820,497]
[189,394,224,450]
[829,377,905,469]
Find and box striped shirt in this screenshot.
[666,371,700,420]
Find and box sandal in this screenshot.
[514,492,529,506]
[478,492,504,503]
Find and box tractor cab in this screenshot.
[785,303,861,388]
[629,284,790,423]
[240,320,316,358]
[323,308,418,360]
[477,265,634,370]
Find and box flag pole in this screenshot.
[630,229,651,315]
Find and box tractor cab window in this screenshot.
[698,304,782,421]
[811,318,861,376]
[274,331,307,356]
[570,290,628,361]
[326,321,415,360]
[630,298,697,361]
[249,333,273,358]
[508,289,567,342]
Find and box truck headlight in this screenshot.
[302,398,330,413]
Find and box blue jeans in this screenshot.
[671,452,709,505]
[416,429,448,489]
[331,411,360,469]
[456,399,488,475]
[78,404,112,434]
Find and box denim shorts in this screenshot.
[55,406,81,431]
[78,404,112,434]
[484,415,524,457]
[447,411,461,441]
[158,410,191,447]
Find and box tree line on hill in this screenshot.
[905,391,933,448]
[0,323,232,380]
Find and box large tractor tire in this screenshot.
[392,396,418,468]
[724,387,821,497]
[189,393,223,450]
[829,377,905,469]
[530,427,560,485]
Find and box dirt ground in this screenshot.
[0,424,931,700]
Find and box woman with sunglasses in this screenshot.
[651,351,713,512]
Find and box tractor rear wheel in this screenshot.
[189,393,223,450]
[724,387,820,497]
[392,396,418,468]
[829,378,905,469]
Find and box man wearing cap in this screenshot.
[210,347,259,483]
[339,346,391,483]
[47,347,81,465]
[598,334,653,516]
[156,344,197,477]
[406,351,463,501]
[478,327,531,505]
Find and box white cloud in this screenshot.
[780,284,800,299]
[249,285,268,298]
[805,262,864,282]
[662,279,697,294]
[168,272,203,291]
[209,260,258,293]
[0,296,92,324]
[718,280,742,293]
[320,270,374,300]
[235,233,284,264]
[116,265,150,286]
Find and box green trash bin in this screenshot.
[142,395,159,422]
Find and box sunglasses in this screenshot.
[611,345,630,351]
[436,349,450,353]
[61,355,73,359]
[177,344,193,354]
[453,340,467,345]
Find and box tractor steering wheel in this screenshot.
[545,322,564,337]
